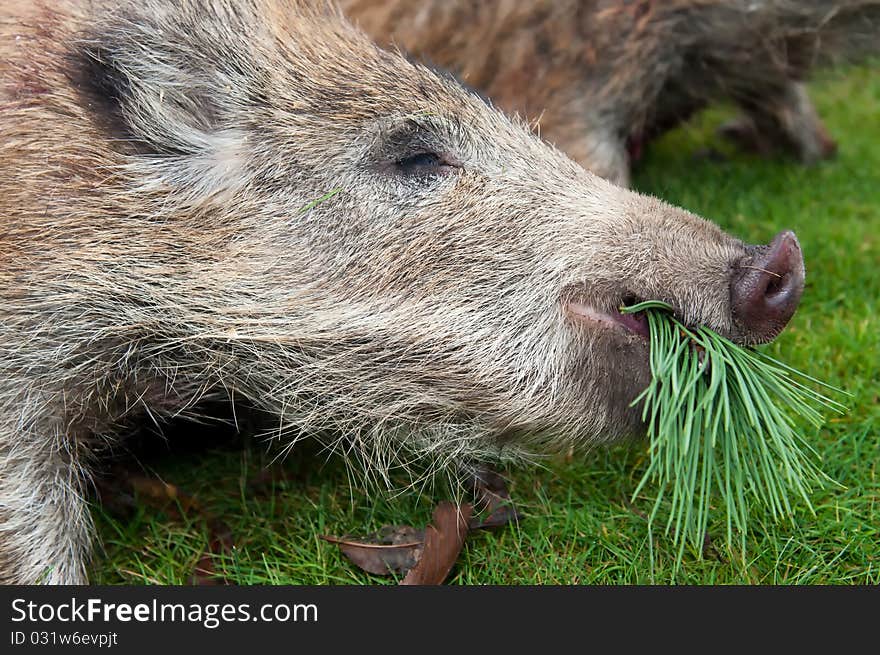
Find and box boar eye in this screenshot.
[394,151,458,177]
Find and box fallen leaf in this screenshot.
[467,466,521,530]
[400,502,472,585]
[321,526,425,576]
[95,468,200,519]
[127,475,200,513]
[190,518,235,586]
[324,467,521,583]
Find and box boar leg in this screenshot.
[0,431,92,584]
[721,81,838,163]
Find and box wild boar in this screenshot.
[0,0,804,583]
[341,0,880,186]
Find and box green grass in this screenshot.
[90,64,880,585]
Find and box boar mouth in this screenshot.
[566,299,650,339]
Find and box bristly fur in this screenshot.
[342,0,880,185]
[1,0,802,583]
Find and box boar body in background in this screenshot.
[0,0,804,583]
[342,0,880,186]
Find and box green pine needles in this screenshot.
[621,300,847,564]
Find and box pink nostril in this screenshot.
[731,230,805,344]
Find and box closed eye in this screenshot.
[393,151,459,178]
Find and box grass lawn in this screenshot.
[90,64,880,585]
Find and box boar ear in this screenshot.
[80,44,228,158]
[76,8,252,173]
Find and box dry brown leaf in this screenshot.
[321,526,425,576]
[127,475,200,513]
[400,501,472,585]
[324,467,520,584]
[467,467,521,530]
[190,518,235,586]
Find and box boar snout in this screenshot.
[731,230,805,344]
